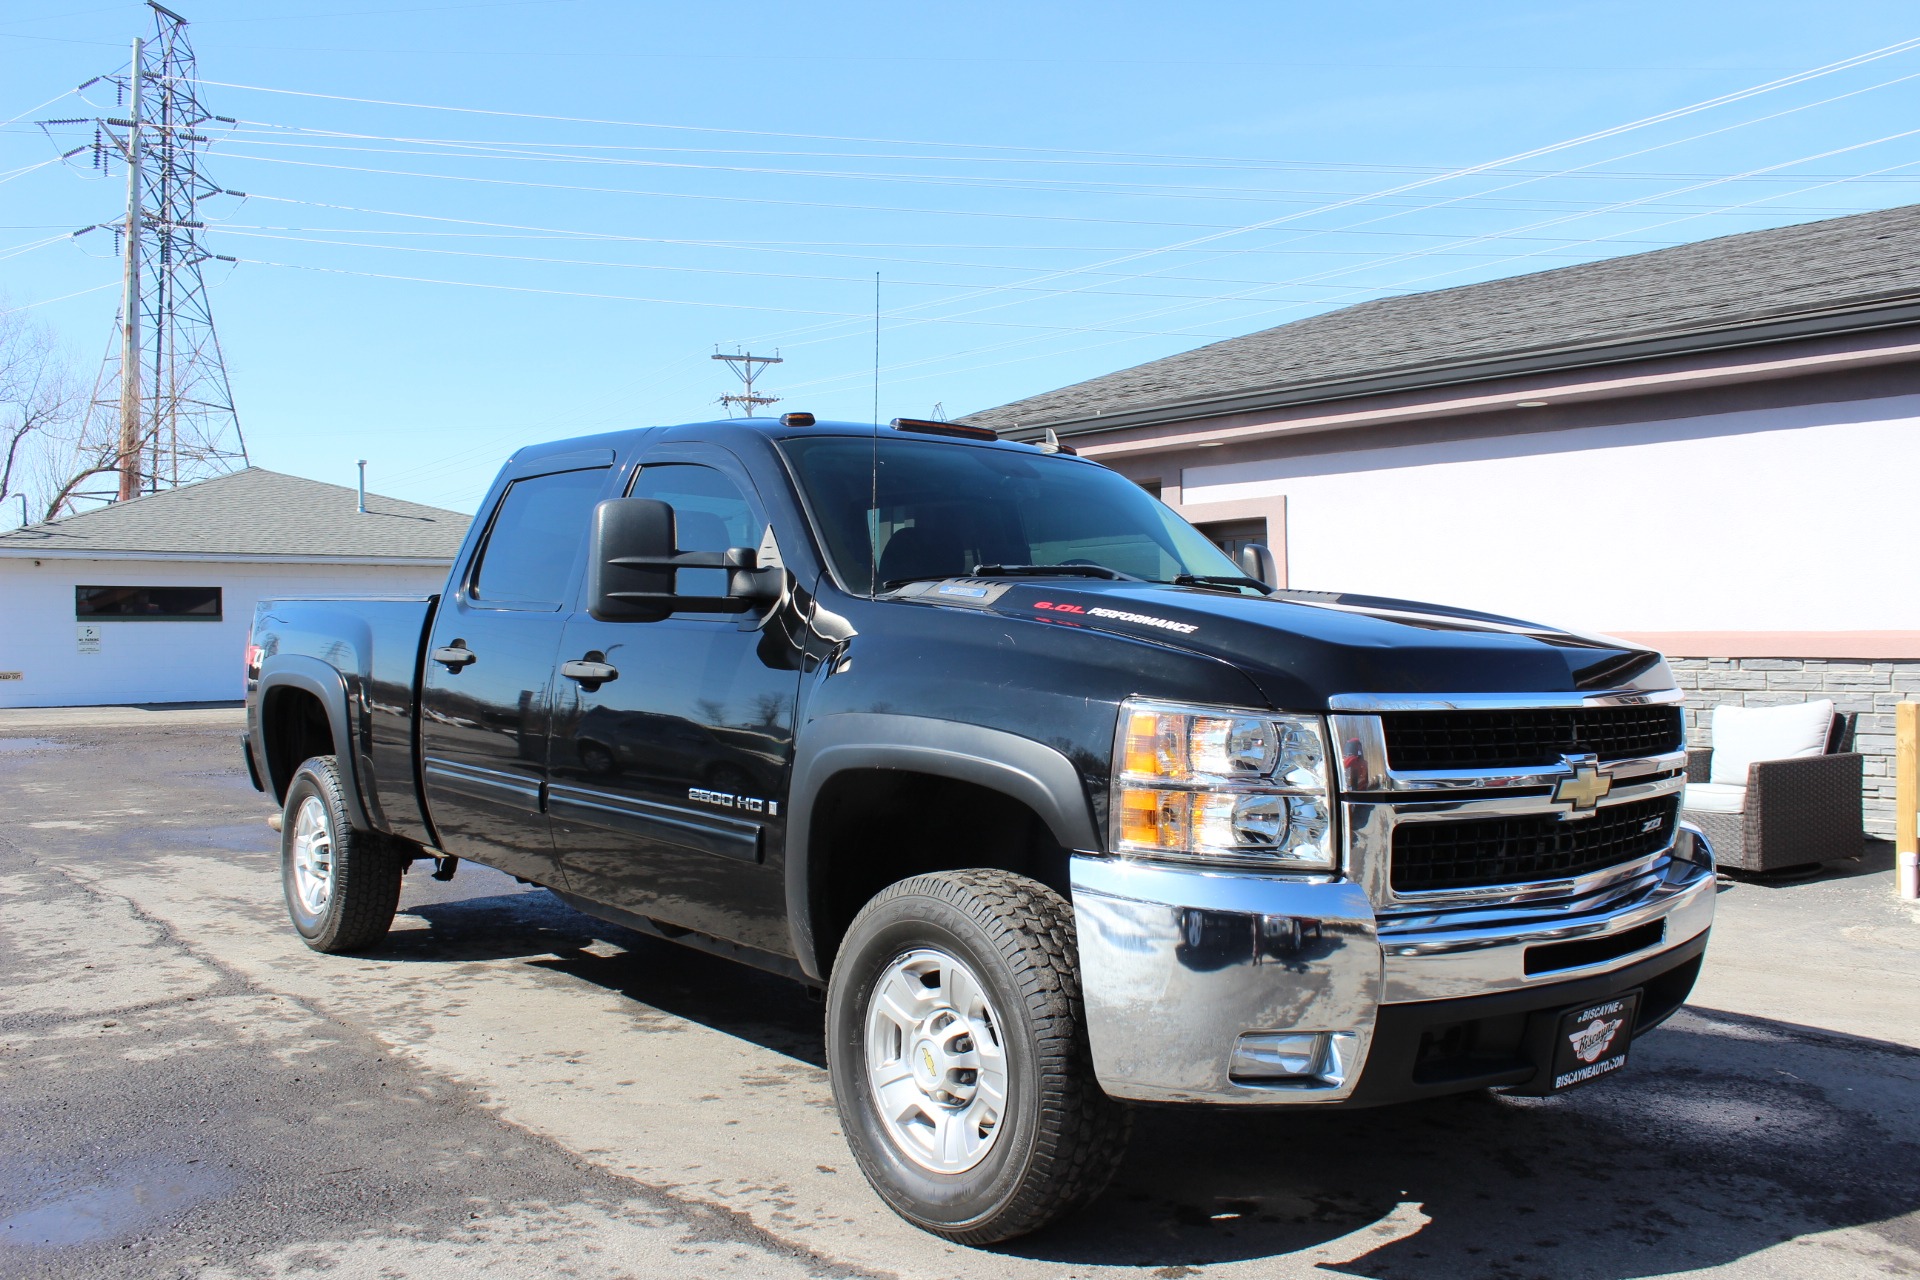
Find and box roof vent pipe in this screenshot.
[356,460,367,514]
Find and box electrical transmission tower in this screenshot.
[48,2,246,512]
[711,349,782,416]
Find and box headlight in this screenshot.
[1112,700,1336,871]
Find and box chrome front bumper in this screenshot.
[1074,686,1717,1105]
[1071,855,1380,1104]
[1072,850,1714,1105]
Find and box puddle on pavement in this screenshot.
[0,738,70,755]
[0,1158,228,1247]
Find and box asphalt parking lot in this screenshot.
[2,709,1918,1280]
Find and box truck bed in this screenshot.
[249,595,438,846]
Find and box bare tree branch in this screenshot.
[0,304,90,524]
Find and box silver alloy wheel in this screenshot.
[289,795,334,916]
[865,947,1009,1174]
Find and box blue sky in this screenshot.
[6,0,1920,513]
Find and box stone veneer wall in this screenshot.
[1667,657,1918,838]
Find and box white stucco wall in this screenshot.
[0,558,448,708]
[1180,395,1920,634]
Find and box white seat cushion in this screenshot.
[1683,782,1747,814]
[1708,699,1834,786]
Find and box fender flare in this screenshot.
[783,712,1101,980]
[256,656,373,832]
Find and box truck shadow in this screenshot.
[391,889,832,1066]
[386,888,1920,1277]
[1033,1007,1920,1274]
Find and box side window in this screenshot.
[472,467,609,607]
[627,462,755,599]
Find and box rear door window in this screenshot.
[471,467,610,608]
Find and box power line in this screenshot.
[65,39,1913,472]
[171,119,1920,181]
[208,228,1498,296]
[189,130,1912,213]
[229,190,1692,247]
[224,256,1244,336]
[177,47,1920,160]
[734,50,1920,356]
[210,223,1680,258]
[782,132,1920,406]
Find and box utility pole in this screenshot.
[712,349,782,416]
[41,2,247,516]
[117,36,144,501]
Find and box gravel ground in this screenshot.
[2,711,1917,1280]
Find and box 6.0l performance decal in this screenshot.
[1034,601,1199,635]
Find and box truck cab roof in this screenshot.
[504,416,1075,471]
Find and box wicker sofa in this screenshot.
[1681,699,1863,874]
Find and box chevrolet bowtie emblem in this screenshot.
[1553,755,1613,811]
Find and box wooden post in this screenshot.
[1898,701,1919,900]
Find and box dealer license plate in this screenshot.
[1549,990,1641,1092]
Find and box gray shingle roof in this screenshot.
[963,203,1920,433]
[0,467,471,560]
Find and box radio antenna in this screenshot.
[868,272,879,598]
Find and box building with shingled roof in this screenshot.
[963,202,1920,835]
[0,468,469,708]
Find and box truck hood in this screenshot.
[903,578,1670,709]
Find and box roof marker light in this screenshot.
[780,412,816,426]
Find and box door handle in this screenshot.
[431,644,476,670]
[560,659,619,684]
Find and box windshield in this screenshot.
[782,435,1249,595]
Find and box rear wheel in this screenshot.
[280,755,402,953]
[826,869,1130,1244]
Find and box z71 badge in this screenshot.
[688,788,778,816]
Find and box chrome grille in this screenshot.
[1391,795,1680,894]
[1379,705,1683,771]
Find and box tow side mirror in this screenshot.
[1237,542,1279,589]
[586,498,780,622]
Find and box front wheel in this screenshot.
[826,869,1131,1244]
[280,755,402,953]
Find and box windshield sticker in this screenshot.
[1035,601,1198,635]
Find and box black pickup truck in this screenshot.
[243,414,1716,1243]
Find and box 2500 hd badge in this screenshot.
[689,787,777,816]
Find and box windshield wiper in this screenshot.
[879,574,958,591]
[881,563,1137,592]
[971,563,1133,581]
[1172,573,1271,594]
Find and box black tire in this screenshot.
[826,869,1131,1245]
[280,755,403,953]
[578,741,618,776]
